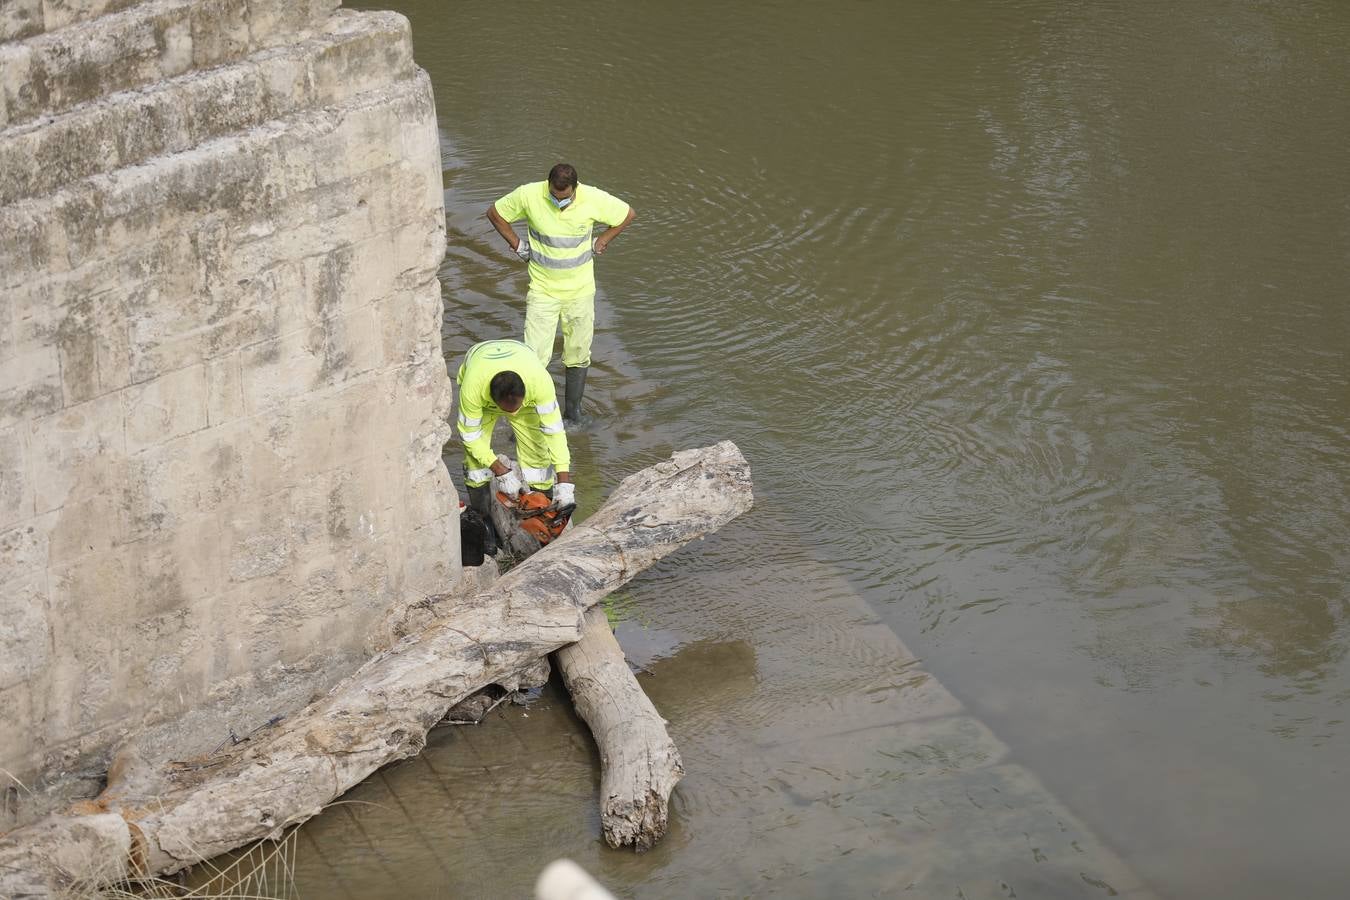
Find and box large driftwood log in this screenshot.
[486,458,685,852]
[556,608,684,851]
[0,442,751,897]
[489,462,685,851]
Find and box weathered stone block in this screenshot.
[128,605,214,708]
[0,72,434,283]
[158,9,194,78]
[123,363,209,454]
[404,463,457,533]
[46,491,120,561]
[184,65,273,144]
[0,206,46,290]
[125,272,287,386]
[0,287,12,360]
[224,506,293,584]
[119,451,180,542]
[54,306,100,409]
[399,356,459,431]
[42,114,122,196]
[260,0,342,44]
[0,41,35,129]
[205,352,243,427]
[0,684,36,790]
[50,287,132,406]
[126,515,227,619]
[0,129,41,204]
[0,0,43,42]
[238,309,382,413]
[27,392,125,515]
[0,511,50,575]
[0,425,35,530]
[205,583,282,680]
[121,421,247,540]
[318,458,396,546]
[0,4,163,126]
[0,577,50,693]
[0,0,342,130]
[48,550,132,633]
[392,214,447,280]
[187,0,249,65]
[40,609,130,738]
[399,518,454,605]
[308,11,413,100]
[39,0,144,34]
[97,300,134,399]
[0,347,62,431]
[374,294,424,371]
[257,377,399,481]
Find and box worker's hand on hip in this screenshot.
[593,239,608,256]
[496,470,524,497]
[514,237,531,261]
[552,481,576,509]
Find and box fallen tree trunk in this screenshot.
[491,458,685,852]
[0,442,751,896]
[488,466,685,851]
[555,608,684,851]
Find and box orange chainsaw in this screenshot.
[494,488,575,546]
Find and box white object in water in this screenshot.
[535,858,616,900]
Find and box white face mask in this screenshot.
[549,194,573,209]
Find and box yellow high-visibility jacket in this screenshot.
[494,181,631,300]
[456,340,570,478]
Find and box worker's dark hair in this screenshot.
[489,371,526,407]
[548,163,579,190]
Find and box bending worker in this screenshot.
[486,162,635,424]
[456,339,575,518]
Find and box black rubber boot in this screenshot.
[563,365,588,425]
[466,483,492,517]
[466,483,498,555]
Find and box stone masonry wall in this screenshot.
[0,0,460,822]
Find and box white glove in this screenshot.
[552,481,576,508]
[496,470,523,497]
[514,236,531,261]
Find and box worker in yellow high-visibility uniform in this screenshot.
[486,162,635,425]
[456,339,574,519]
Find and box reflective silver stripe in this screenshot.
[535,400,558,415]
[458,413,481,427]
[466,467,493,482]
[460,429,483,442]
[540,421,565,435]
[530,249,593,269]
[528,227,590,249]
[521,465,554,483]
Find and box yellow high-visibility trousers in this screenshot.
[522,286,595,368]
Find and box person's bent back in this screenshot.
[455,340,575,519]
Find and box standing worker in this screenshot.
[456,339,575,519]
[487,163,636,425]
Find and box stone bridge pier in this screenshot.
[0,0,459,827]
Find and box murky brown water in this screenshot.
[253,1,1350,897]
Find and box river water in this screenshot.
[283,2,1350,897]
